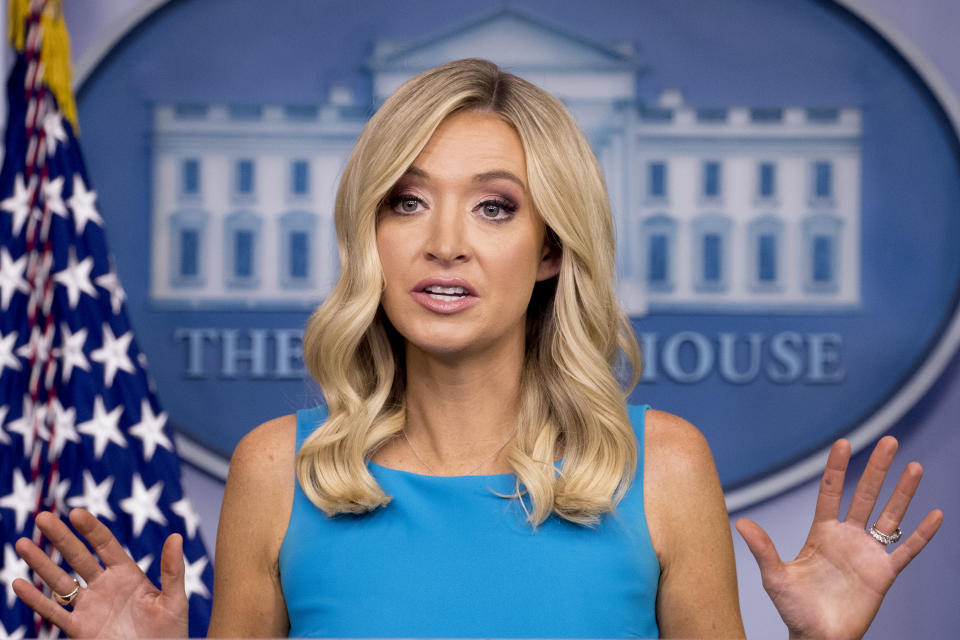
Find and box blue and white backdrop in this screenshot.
[18,0,960,636]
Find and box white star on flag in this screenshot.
[42,175,67,218]
[138,352,158,393]
[43,111,68,155]
[57,323,90,382]
[0,173,33,236]
[66,175,103,234]
[48,476,72,517]
[0,621,26,640]
[0,544,31,608]
[54,247,98,309]
[119,474,167,537]
[183,556,210,600]
[124,546,154,575]
[171,496,201,539]
[48,398,80,458]
[95,266,127,315]
[6,396,49,456]
[15,325,53,365]
[128,399,171,462]
[0,406,10,446]
[0,331,21,377]
[0,469,38,533]
[90,324,135,387]
[66,470,115,521]
[0,248,28,311]
[76,395,126,459]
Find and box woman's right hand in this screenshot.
[13,508,188,639]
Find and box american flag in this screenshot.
[0,2,213,637]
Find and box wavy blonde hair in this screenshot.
[298,58,642,526]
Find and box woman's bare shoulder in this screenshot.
[643,408,715,471]
[221,414,298,527]
[218,413,299,563]
[230,413,298,477]
[210,414,298,636]
[642,409,727,555]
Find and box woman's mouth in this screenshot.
[411,278,480,314]
[423,285,469,301]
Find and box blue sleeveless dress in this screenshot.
[278,404,660,638]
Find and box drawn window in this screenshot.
[703,161,722,198]
[224,210,261,288]
[692,214,731,292]
[812,236,833,282]
[291,160,310,196]
[649,236,668,282]
[180,229,199,276]
[703,234,722,282]
[648,162,667,198]
[803,213,842,293]
[813,161,832,199]
[235,159,255,196]
[748,215,784,290]
[169,208,207,288]
[758,162,776,199]
[182,159,200,196]
[234,230,253,278]
[290,232,309,279]
[642,215,676,292]
[758,235,777,282]
[279,210,317,288]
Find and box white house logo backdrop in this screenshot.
[73,0,960,508]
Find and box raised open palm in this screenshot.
[737,437,943,640]
[13,509,188,639]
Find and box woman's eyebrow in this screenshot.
[405,166,429,178]
[473,170,527,191]
[403,166,527,192]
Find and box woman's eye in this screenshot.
[476,199,517,221]
[389,195,425,214]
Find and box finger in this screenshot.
[34,511,104,585]
[12,577,75,634]
[69,508,135,569]
[813,439,850,523]
[872,461,923,539]
[845,435,898,527]
[160,533,186,601]
[14,537,80,600]
[891,509,943,573]
[735,518,783,580]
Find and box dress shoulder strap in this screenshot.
[295,405,328,451]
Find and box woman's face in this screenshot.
[376,110,560,360]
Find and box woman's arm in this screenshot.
[207,414,297,637]
[643,409,746,638]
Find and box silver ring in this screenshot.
[868,522,902,545]
[52,579,80,605]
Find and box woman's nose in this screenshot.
[424,204,469,264]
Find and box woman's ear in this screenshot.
[536,234,562,281]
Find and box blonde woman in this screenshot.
[14,59,941,639]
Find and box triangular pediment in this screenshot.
[370,9,639,73]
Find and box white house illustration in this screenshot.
[149,9,861,316]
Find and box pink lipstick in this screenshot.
[410,277,480,314]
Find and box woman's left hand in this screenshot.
[736,436,943,640]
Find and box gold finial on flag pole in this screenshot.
[8,0,78,131]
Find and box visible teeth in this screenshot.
[424,286,467,295]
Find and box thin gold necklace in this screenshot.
[401,429,514,476]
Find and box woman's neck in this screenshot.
[398,339,524,474]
